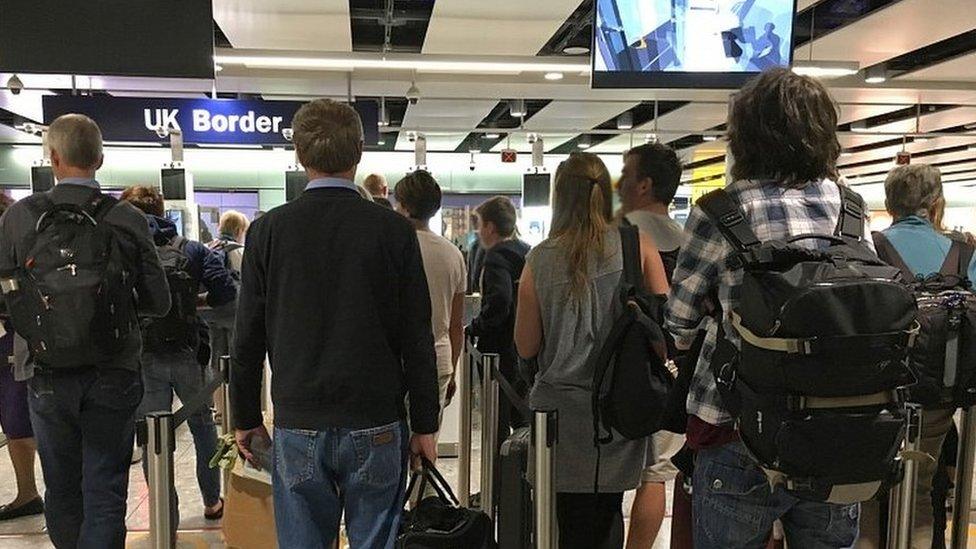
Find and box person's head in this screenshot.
[291,99,364,180]
[218,210,250,242]
[619,142,682,213]
[475,196,518,249]
[884,164,945,224]
[120,185,165,217]
[550,152,613,298]
[394,170,442,228]
[0,193,15,217]
[728,67,841,187]
[47,114,104,181]
[363,173,388,198]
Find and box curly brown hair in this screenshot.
[121,185,165,217]
[728,68,841,187]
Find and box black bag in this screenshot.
[143,236,199,354]
[1,193,137,368]
[697,185,918,504]
[592,225,672,443]
[398,460,497,549]
[873,232,976,408]
[498,427,531,549]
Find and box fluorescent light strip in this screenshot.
[792,60,860,78]
[215,55,590,74]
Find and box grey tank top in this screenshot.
[527,228,646,492]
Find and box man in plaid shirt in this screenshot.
[664,68,870,548]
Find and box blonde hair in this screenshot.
[362,173,388,197]
[549,153,613,299]
[218,210,250,239]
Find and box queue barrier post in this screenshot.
[480,352,501,518]
[533,409,558,549]
[888,404,921,549]
[458,342,474,507]
[951,404,976,549]
[146,412,176,549]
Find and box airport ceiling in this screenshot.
[2,0,976,186]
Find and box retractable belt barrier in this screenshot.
[137,355,230,549]
[460,337,558,548]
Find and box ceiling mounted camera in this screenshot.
[154,125,170,139]
[406,82,421,105]
[7,74,23,95]
[282,128,294,142]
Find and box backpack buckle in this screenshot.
[720,211,745,227]
[843,200,864,219]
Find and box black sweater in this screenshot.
[469,239,530,357]
[231,187,440,434]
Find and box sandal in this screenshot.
[204,497,224,520]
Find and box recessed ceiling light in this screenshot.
[544,72,564,81]
[617,112,633,130]
[577,136,592,149]
[703,135,719,142]
[563,46,590,56]
[483,133,500,139]
[377,139,386,146]
[864,65,886,84]
[792,60,860,79]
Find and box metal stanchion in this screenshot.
[951,405,976,549]
[533,409,558,549]
[458,345,474,506]
[146,412,176,549]
[480,353,500,517]
[888,404,921,549]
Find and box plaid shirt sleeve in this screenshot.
[665,205,728,347]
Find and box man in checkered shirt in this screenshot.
[664,68,871,548]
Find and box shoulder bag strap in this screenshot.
[835,184,866,240]
[695,189,760,252]
[89,194,119,223]
[941,239,975,279]
[872,232,914,279]
[619,224,644,291]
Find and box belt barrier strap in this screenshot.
[731,312,920,356]
[796,391,894,410]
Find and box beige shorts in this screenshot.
[641,430,685,483]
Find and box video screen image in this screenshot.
[594,0,795,74]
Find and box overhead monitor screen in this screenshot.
[593,0,797,88]
[0,0,214,78]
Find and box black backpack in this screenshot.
[698,185,919,504]
[142,236,199,353]
[873,232,976,408]
[592,225,673,443]
[209,238,243,282]
[1,193,137,368]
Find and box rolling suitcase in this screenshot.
[498,427,532,549]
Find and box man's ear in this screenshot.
[94,154,104,171]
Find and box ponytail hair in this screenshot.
[549,152,613,299]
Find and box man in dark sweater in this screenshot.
[231,99,439,548]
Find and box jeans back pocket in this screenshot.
[349,421,405,489]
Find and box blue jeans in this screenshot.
[138,352,221,529]
[273,421,409,549]
[693,441,859,549]
[28,368,142,549]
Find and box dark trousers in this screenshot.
[28,368,142,549]
[556,492,625,549]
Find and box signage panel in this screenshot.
[42,96,379,146]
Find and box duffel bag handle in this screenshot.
[786,234,848,246]
[403,459,461,509]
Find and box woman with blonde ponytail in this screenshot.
[515,152,669,549]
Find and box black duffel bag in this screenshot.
[397,460,497,549]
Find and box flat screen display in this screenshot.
[161,169,187,200]
[592,0,796,88]
[0,0,214,78]
[522,174,552,208]
[30,166,54,193]
[285,171,308,202]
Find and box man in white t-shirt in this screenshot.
[618,142,687,549]
[393,170,467,412]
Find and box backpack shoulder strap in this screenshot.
[941,239,975,279]
[835,184,866,240]
[89,194,119,223]
[695,189,760,251]
[872,231,914,279]
[619,224,644,291]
